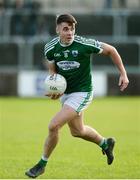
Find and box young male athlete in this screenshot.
[25,14,129,178]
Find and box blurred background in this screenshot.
[0,0,140,97]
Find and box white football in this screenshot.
[44,74,67,94]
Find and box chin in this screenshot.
[67,41,72,44]
[67,39,73,44]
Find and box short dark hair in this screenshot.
[56,14,77,25]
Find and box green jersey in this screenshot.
[44,35,103,94]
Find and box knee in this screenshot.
[48,122,59,133]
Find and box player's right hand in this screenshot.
[45,93,63,100]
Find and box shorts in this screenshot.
[60,91,93,113]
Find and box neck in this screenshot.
[59,37,74,47]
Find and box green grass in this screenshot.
[0,96,140,179]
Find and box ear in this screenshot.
[56,26,59,35]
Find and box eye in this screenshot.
[63,27,69,31]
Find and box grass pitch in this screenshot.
[0,96,140,179]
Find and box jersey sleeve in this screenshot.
[84,38,103,54]
[44,43,54,63]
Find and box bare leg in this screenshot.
[25,105,79,178]
[25,106,114,178]
[43,105,78,158]
[68,115,115,165]
[68,112,103,144]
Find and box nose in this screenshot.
[67,29,73,35]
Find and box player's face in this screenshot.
[56,22,75,45]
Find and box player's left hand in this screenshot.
[118,73,129,91]
[45,93,63,99]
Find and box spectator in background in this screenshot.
[12,0,24,10]
[105,0,112,9]
[119,0,126,8]
[0,0,5,36]
[10,0,24,35]
[25,0,41,11]
[105,0,126,9]
[12,0,40,11]
[36,16,50,36]
[11,0,41,36]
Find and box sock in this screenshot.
[99,138,108,150]
[41,155,48,161]
[38,156,48,167]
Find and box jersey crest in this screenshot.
[72,50,78,57]
[63,50,70,58]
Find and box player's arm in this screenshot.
[101,42,129,91]
[44,60,56,74]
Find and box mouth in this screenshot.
[67,37,73,41]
